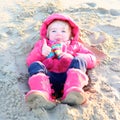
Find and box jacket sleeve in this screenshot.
[26,40,45,66]
[75,42,96,69]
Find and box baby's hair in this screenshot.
[46,20,72,39]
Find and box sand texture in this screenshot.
[0,0,120,120]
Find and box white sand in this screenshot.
[0,0,120,120]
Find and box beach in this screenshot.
[0,0,120,120]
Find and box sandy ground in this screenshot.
[0,0,120,120]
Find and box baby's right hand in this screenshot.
[42,39,51,57]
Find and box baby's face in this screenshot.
[47,20,71,43]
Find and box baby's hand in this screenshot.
[52,44,62,59]
[42,39,51,57]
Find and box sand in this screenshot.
[0,0,120,120]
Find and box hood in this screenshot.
[40,13,80,42]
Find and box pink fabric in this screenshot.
[27,73,54,100]
[26,13,96,72]
[64,68,88,90]
[62,68,88,99]
[28,73,51,92]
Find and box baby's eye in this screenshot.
[52,30,56,32]
[62,30,66,32]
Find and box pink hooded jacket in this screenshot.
[26,13,96,73]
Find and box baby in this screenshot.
[44,20,72,59]
[25,13,96,109]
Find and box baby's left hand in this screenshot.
[52,44,62,59]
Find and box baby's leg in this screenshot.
[61,68,88,105]
[25,61,56,109]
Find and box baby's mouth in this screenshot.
[56,38,62,42]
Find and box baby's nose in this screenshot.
[56,32,62,35]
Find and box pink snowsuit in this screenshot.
[25,13,96,108]
[26,14,96,70]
